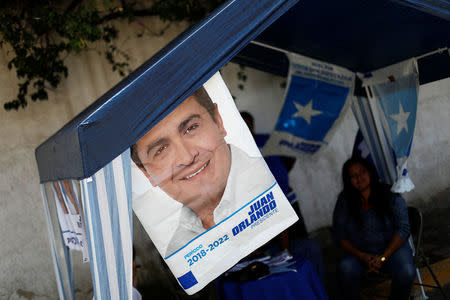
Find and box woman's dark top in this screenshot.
[332,190,410,254]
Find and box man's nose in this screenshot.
[174,140,198,166]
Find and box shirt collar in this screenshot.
[177,144,244,234]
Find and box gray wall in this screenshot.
[0,18,189,299]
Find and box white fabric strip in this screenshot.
[74,179,90,262]
[81,178,102,300]
[112,156,133,299]
[95,169,120,298]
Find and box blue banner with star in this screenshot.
[373,74,418,158]
[360,58,419,193]
[369,60,419,193]
[262,53,355,157]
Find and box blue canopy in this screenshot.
[36,0,450,182]
[233,0,450,84]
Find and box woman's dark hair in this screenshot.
[341,156,390,222]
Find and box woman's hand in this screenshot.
[359,253,384,274]
[369,255,387,274]
[339,240,384,273]
[372,255,384,273]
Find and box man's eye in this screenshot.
[155,145,167,156]
[185,124,199,134]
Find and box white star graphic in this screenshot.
[389,102,410,135]
[291,99,322,125]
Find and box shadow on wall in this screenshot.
[408,186,450,213]
[426,187,450,210]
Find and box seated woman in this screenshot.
[332,156,416,300]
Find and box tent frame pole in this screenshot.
[250,40,291,55]
[415,47,448,60]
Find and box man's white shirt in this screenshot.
[165,144,274,256]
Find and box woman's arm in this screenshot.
[386,193,410,256]
[390,193,410,239]
[382,233,404,259]
[373,193,410,270]
[372,233,404,271]
[340,239,366,259]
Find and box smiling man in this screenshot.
[131,87,274,256]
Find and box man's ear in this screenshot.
[213,103,227,137]
[137,165,158,187]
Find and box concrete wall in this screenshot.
[404,79,450,210]
[0,16,449,298]
[0,18,189,299]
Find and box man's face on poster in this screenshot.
[135,95,231,206]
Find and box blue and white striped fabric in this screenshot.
[81,150,133,300]
[351,97,397,184]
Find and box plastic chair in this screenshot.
[408,206,448,300]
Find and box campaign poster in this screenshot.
[132,73,298,294]
[262,53,355,158]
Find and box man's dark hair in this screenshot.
[240,111,254,126]
[240,111,254,135]
[193,86,216,122]
[131,86,216,169]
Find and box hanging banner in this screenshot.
[262,53,355,158]
[51,180,89,262]
[362,59,418,192]
[131,73,298,294]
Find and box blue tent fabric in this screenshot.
[35,0,299,183]
[391,0,450,20]
[233,0,450,81]
[81,150,133,299]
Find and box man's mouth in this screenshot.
[183,161,210,180]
